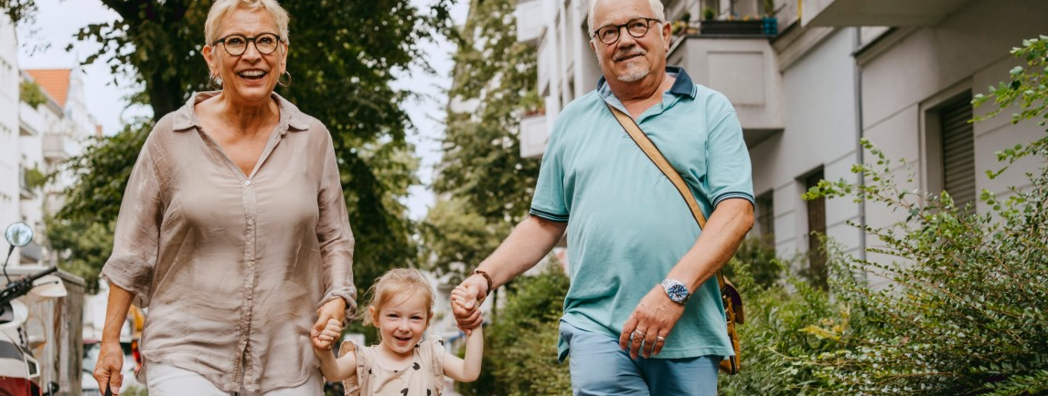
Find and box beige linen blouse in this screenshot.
[102,91,356,393]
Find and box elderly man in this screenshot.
[452,0,753,393]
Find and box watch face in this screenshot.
[667,284,688,302]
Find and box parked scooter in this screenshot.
[0,222,66,396]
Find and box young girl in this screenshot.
[312,268,483,396]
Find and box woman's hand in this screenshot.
[312,298,346,349]
[93,341,124,395]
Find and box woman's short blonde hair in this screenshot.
[205,0,290,45]
[362,268,435,327]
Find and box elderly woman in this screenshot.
[92,0,355,394]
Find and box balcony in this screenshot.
[668,36,784,147]
[801,0,973,27]
[19,241,43,264]
[514,0,546,44]
[519,112,548,159]
[42,133,68,161]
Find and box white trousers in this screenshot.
[146,362,323,396]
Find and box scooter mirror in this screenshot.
[4,222,33,248]
[30,275,67,298]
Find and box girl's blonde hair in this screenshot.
[204,0,291,45]
[362,268,435,327]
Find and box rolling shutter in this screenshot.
[940,95,976,210]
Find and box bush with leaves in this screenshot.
[717,238,865,396]
[457,264,571,396]
[794,36,1048,396]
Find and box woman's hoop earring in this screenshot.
[208,74,222,89]
[277,70,291,87]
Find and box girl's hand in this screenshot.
[311,318,343,351]
[451,285,483,333]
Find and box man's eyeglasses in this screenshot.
[592,17,661,45]
[211,33,283,56]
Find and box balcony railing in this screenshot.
[668,35,784,147]
[42,133,68,160]
[514,0,545,44]
[801,0,971,27]
[519,112,548,159]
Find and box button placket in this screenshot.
[238,181,259,386]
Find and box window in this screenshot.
[754,190,774,239]
[939,93,975,211]
[804,169,828,290]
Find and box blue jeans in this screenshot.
[560,321,719,396]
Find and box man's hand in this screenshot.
[451,274,489,335]
[313,298,346,350]
[93,341,124,396]
[618,286,686,359]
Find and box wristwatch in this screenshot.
[660,279,690,305]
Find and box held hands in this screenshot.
[312,298,346,351]
[618,285,686,359]
[93,341,124,396]
[451,276,488,335]
[312,318,343,351]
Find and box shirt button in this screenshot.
[247,219,254,226]
[244,180,251,186]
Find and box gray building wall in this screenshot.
[753,27,861,261]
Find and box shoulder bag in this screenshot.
[606,102,744,375]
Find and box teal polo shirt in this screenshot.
[530,66,754,360]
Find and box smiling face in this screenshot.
[371,290,431,358]
[589,0,671,83]
[202,7,287,106]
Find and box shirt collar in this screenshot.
[596,66,697,99]
[171,91,311,133]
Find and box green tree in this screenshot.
[3,0,455,297]
[425,0,538,278]
[419,197,507,283]
[457,264,571,396]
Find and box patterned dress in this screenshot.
[339,336,446,396]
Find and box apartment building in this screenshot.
[1,14,100,269]
[515,0,1048,282]
[0,13,21,254]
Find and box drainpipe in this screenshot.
[853,27,868,265]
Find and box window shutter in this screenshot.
[940,95,976,210]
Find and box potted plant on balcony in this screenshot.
[702,7,716,21]
[520,90,544,117]
[671,12,698,35]
[697,0,777,36]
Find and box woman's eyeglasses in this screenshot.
[212,33,282,56]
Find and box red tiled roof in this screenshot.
[25,69,71,108]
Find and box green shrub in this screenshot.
[457,264,571,396]
[719,242,859,395]
[794,36,1048,395]
[723,36,1048,396]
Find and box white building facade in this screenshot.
[1,12,99,267]
[516,0,1048,282]
[0,13,22,253]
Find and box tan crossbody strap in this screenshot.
[606,103,728,287]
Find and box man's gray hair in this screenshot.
[205,0,291,45]
[586,0,665,36]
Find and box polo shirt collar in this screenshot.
[596,66,697,99]
[171,91,311,133]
